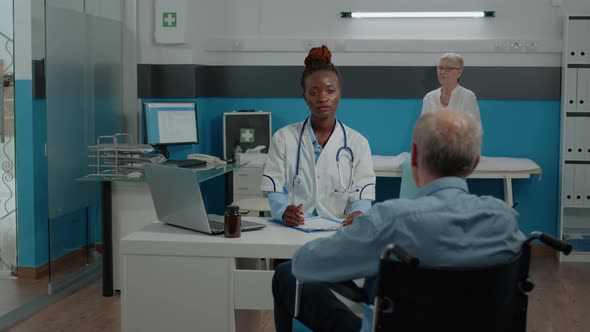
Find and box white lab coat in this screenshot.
[422,85,481,124]
[261,119,376,219]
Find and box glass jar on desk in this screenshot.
[224,205,241,238]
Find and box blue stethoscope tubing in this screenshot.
[294,117,355,192]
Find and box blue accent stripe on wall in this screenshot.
[15,80,35,267]
[173,97,559,236]
[15,79,49,267]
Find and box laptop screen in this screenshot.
[144,163,213,233]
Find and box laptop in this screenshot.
[143,163,266,235]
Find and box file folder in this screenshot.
[577,68,590,112]
[565,116,575,160]
[568,20,587,63]
[563,164,575,206]
[566,68,578,113]
[574,164,586,207]
[575,116,586,159]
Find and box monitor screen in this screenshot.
[144,102,198,145]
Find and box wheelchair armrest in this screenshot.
[528,232,572,255]
[326,281,370,304]
[538,233,572,255]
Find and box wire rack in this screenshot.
[87,133,162,177]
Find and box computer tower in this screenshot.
[223,111,272,160]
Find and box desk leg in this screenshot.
[225,172,233,206]
[503,178,514,207]
[101,181,114,297]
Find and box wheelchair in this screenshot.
[292,232,572,332]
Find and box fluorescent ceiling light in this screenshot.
[341,11,495,19]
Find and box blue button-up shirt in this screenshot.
[291,176,526,331]
[268,119,371,219]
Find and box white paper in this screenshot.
[157,111,197,144]
[296,216,342,231]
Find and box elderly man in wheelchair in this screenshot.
[272,109,571,332]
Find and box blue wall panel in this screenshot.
[15,80,49,267]
[16,95,560,268]
[193,98,560,236]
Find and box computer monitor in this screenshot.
[144,102,199,156]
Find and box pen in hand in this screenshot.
[283,186,305,226]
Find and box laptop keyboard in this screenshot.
[209,220,224,231]
[208,215,262,233]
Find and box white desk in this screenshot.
[373,155,542,207]
[120,156,543,330]
[121,219,329,332]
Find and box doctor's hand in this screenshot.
[343,211,363,227]
[283,204,305,226]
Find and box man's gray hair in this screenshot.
[439,53,464,68]
[412,109,482,177]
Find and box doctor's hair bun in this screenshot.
[301,45,341,89]
[304,45,332,66]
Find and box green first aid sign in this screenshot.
[163,12,177,27]
[240,128,255,143]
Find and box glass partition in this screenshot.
[45,0,123,289]
[1,0,125,325]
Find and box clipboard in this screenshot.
[271,216,343,233]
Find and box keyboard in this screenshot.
[208,215,265,233]
[209,220,224,232]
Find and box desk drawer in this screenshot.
[233,167,263,195]
[234,270,274,310]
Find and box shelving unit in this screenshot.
[560,16,590,262]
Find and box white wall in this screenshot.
[0,0,13,73]
[137,0,590,67]
[14,0,32,80]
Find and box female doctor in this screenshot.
[261,45,376,226]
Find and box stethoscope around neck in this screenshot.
[293,117,356,193]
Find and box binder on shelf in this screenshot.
[563,164,575,206]
[577,68,590,112]
[574,164,586,207]
[567,19,590,65]
[566,68,578,113]
[574,117,586,160]
[584,117,590,160]
[565,116,575,160]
